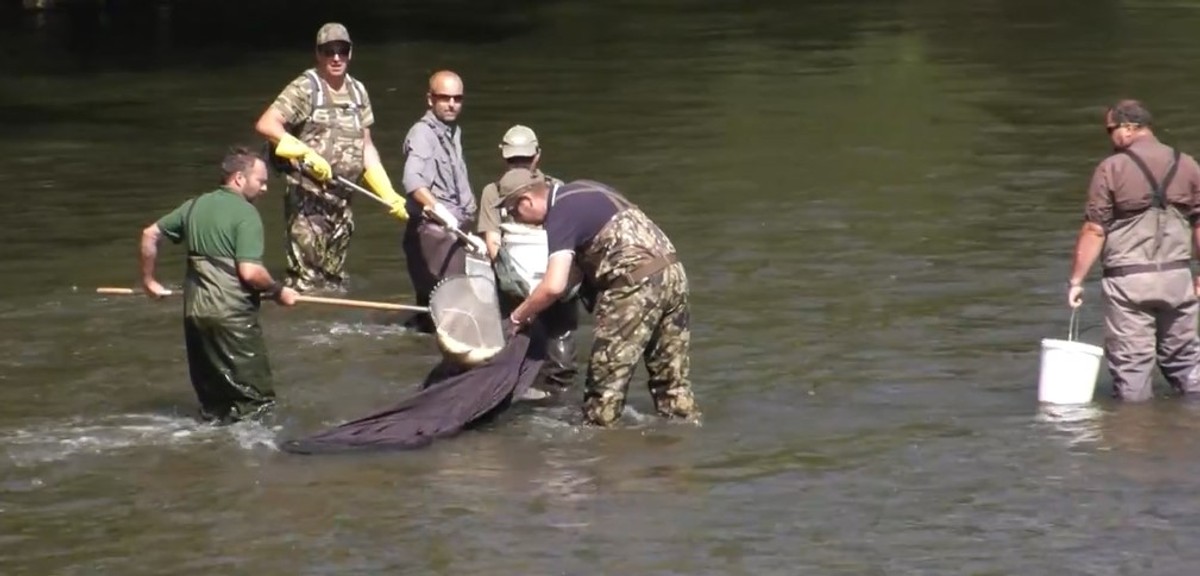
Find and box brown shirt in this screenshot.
[1085,136,1200,227]
[476,181,502,235]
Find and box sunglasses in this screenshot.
[318,43,351,58]
[432,93,464,103]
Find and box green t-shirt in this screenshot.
[157,187,264,262]
[156,187,265,318]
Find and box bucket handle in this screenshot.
[1068,308,1080,342]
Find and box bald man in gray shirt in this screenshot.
[401,70,479,333]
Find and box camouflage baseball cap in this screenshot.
[499,125,539,158]
[316,23,352,46]
[494,168,548,208]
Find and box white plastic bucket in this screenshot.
[499,223,549,287]
[1037,337,1103,405]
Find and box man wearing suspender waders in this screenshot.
[1068,100,1200,401]
[496,169,700,427]
[139,147,299,424]
[255,22,408,293]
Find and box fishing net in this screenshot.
[278,328,546,454]
[464,251,493,279]
[430,274,506,367]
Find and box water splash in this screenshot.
[1,413,281,467]
[296,320,419,347]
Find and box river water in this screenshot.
[5,0,1200,574]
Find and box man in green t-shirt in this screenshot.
[140,146,299,424]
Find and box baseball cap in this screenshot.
[494,168,547,209]
[499,125,539,158]
[316,23,352,46]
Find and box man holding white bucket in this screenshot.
[1067,99,1200,401]
[476,126,580,393]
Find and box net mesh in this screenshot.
[429,274,506,366]
[465,253,493,279]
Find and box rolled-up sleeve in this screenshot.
[476,183,501,234]
[1084,160,1114,227]
[402,125,437,194]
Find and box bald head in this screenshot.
[426,70,465,123]
[429,70,462,93]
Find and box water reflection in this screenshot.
[1033,403,1105,448]
[1094,401,1200,454]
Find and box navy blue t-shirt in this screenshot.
[544,181,623,257]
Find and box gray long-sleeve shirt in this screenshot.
[402,110,476,223]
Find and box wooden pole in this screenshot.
[95,287,426,313]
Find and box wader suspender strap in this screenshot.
[553,183,633,210]
[1122,148,1181,208]
[182,196,199,248]
[552,185,678,289]
[304,69,365,130]
[1106,148,1188,278]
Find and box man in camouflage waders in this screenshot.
[476,125,580,393]
[1068,99,1200,401]
[497,169,699,426]
[140,147,299,424]
[255,22,408,293]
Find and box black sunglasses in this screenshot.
[432,93,464,103]
[318,43,351,58]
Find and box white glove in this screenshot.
[463,234,487,255]
[429,203,460,230]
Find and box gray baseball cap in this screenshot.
[499,125,539,158]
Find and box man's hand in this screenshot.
[427,203,460,230]
[1068,282,1084,308]
[362,163,409,222]
[464,234,487,255]
[277,286,299,306]
[1193,276,1200,298]
[142,279,172,299]
[504,315,527,338]
[276,133,332,183]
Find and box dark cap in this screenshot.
[494,168,548,209]
[316,23,352,46]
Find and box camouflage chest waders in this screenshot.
[1100,148,1200,400]
[180,200,276,423]
[283,69,368,291]
[561,181,699,426]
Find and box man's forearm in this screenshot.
[364,142,382,171]
[237,262,280,292]
[484,231,501,260]
[255,108,288,142]
[412,187,439,210]
[1192,225,1200,260]
[512,284,556,325]
[512,256,570,323]
[1069,221,1106,284]
[140,225,161,282]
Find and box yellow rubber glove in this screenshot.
[363,164,409,221]
[275,133,332,183]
